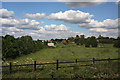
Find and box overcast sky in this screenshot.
[0,1,119,40]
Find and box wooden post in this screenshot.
[51,72,54,78]
[34,61,36,71]
[108,58,111,63]
[9,62,12,73]
[93,57,95,65]
[75,59,77,63]
[56,59,59,70]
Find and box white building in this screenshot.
[47,43,56,47]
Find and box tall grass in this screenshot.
[2,43,119,78]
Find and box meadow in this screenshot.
[2,43,120,79]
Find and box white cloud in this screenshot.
[25,13,46,19]
[0,18,42,30]
[0,9,118,39]
[78,18,118,38]
[0,9,46,38]
[47,10,94,24]
[2,27,24,36]
[0,9,84,39]
[102,19,118,29]
[16,19,42,30]
[30,30,83,40]
[89,28,108,32]
[0,19,43,31]
[2,27,23,32]
[0,18,19,27]
[88,28,118,38]
[58,0,107,7]
[0,9,14,18]
[44,24,69,31]
[1,26,31,38]
[30,24,83,39]
[80,18,118,38]
[116,0,120,4]
[79,19,118,29]
[79,19,102,28]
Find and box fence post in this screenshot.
[34,61,36,71]
[108,58,111,63]
[75,59,77,63]
[9,62,12,73]
[56,59,59,70]
[93,57,95,65]
[51,72,54,78]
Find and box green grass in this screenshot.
[2,43,120,78]
[2,61,120,78]
[3,43,118,65]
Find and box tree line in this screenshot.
[2,35,47,59]
[73,35,118,48]
[1,34,120,60]
[52,35,120,48]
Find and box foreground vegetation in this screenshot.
[2,43,120,79]
[2,60,120,79]
[2,43,119,64]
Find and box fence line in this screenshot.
[1,58,120,73]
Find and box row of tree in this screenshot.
[1,34,120,59]
[70,35,98,47]
[52,35,119,48]
[73,35,119,48]
[2,35,47,59]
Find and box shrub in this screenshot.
[113,38,120,48]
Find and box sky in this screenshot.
[2,0,119,2]
[0,1,119,40]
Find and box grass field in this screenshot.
[3,43,119,64]
[2,43,120,78]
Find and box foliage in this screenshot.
[2,42,119,78]
[74,35,98,47]
[73,35,118,48]
[74,35,85,45]
[90,36,98,47]
[2,34,119,59]
[97,35,115,44]
[113,37,120,48]
[2,35,46,59]
[85,38,90,47]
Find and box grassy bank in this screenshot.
[2,43,120,78]
[3,43,118,64]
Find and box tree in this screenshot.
[76,35,79,38]
[2,35,46,59]
[2,35,20,59]
[68,37,74,42]
[113,37,120,48]
[74,38,80,45]
[79,35,85,45]
[80,35,85,39]
[97,35,114,44]
[85,38,91,47]
[90,36,98,47]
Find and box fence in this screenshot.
[1,58,120,73]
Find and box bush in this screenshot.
[85,44,90,47]
[2,35,46,59]
[113,38,120,48]
[90,36,98,48]
[91,43,98,47]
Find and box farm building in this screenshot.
[47,43,56,47]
